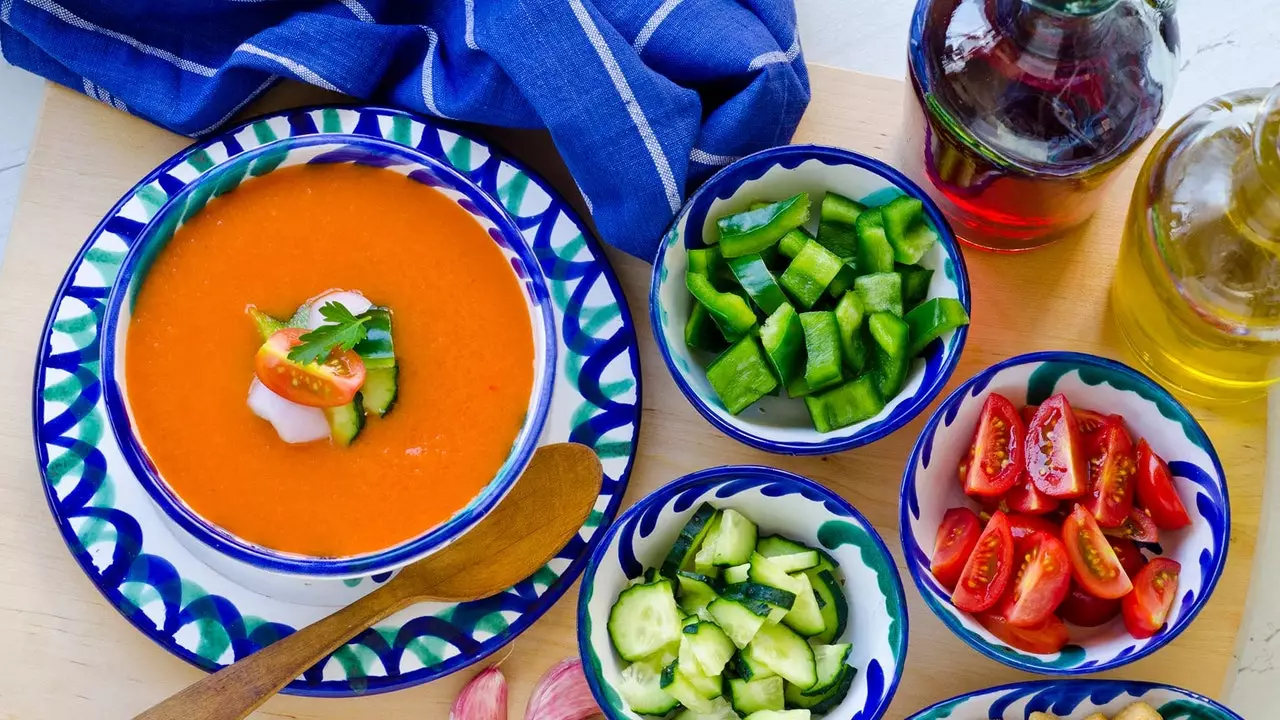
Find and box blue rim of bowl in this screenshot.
[32,103,641,692]
[577,464,909,720]
[904,678,1245,720]
[97,132,559,577]
[648,143,971,455]
[898,350,1231,674]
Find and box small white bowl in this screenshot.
[905,679,1244,719]
[900,351,1230,674]
[650,145,970,455]
[578,465,908,720]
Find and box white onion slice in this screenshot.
[306,290,372,329]
[247,378,330,444]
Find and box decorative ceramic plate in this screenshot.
[905,679,1243,720]
[32,106,642,695]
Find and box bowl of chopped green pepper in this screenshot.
[650,145,971,454]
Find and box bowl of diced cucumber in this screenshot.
[650,145,971,454]
[577,465,908,720]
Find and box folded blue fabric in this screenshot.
[0,0,810,259]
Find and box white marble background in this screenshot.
[0,0,1277,714]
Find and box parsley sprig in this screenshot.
[287,302,369,365]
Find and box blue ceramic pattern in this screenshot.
[32,106,641,695]
[906,679,1243,720]
[899,351,1230,675]
[649,144,970,454]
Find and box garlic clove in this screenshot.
[523,658,600,720]
[451,665,507,720]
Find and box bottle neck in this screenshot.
[1006,0,1118,59]
[1234,84,1280,240]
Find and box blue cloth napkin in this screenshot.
[0,0,810,259]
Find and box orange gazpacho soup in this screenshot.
[125,163,536,557]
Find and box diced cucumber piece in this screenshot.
[662,504,719,578]
[717,193,810,258]
[676,571,721,617]
[705,337,779,415]
[729,676,785,715]
[905,297,970,358]
[684,621,737,676]
[693,510,724,572]
[708,508,757,566]
[728,254,788,316]
[760,303,805,385]
[869,311,910,359]
[724,563,751,585]
[898,263,934,311]
[747,553,795,593]
[853,272,903,317]
[781,571,826,637]
[805,644,853,696]
[779,240,843,310]
[686,302,729,353]
[756,536,813,557]
[324,395,365,447]
[354,307,395,370]
[361,366,398,417]
[708,597,770,649]
[799,311,843,392]
[744,622,817,689]
[855,209,895,274]
[807,568,849,644]
[803,375,885,433]
[723,582,796,610]
[882,195,938,264]
[770,550,820,573]
[617,659,679,716]
[673,697,739,720]
[745,711,812,720]
[784,665,855,713]
[608,580,683,662]
[688,272,757,341]
[661,661,719,713]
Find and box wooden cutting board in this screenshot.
[0,65,1264,718]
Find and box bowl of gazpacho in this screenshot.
[101,134,557,578]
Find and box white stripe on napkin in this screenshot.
[748,37,801,71]
[464,0,479,50]
[689,148,740,166]
[568,0,681,213]
[338,0,374,23]
[419,26,452,119]
[235,43,340,92]
[192,75,278,137]
[1,0,12,24]
[22,0,218,76]
[633,0,683,55]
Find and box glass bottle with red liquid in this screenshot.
[900,0,1179,252]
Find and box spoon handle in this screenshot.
[134,580,413,720]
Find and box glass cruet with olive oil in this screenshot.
[1113,83,1280,401]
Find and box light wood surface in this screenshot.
[0,66,1265,719]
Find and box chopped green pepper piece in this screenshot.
[800,311,843,392]
[717,193,810,258]
[727,254,787,315]
[777,228,812,260]
[834,292,868,374]
[853,272,904,317]
[804,374,885,432]
[760,303,805,384]
[786,374,815,398]
[898,263,934,311]
[688,247,724,277]
[816,192,865,259]
[826,259,860,299]
[779,240,843,309]
[686,302,728,352]
[748,201,772,211]
[687,272,757,340]
[905,297,970,358]
[882,196,939,265]
[821,192,866,227]
[705,337,779,414]
[868,311,911,399]
[855,209,896,274]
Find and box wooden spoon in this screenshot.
[135,442,602,720]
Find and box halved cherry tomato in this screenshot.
[1062,505,1133,599]
[1020,405,1039,426]
[1108,537,1147,578]
[1135,439,1192,530]
[1082,417,1136,528]
[254,328,366,408]
[1058,584,1120,627]
[1005,472,1060,515]
[1025,394,1090,498]
[1102,507,1160,544]
[952,511,1015,613]
[1007,513,1060,541]
[977,611,1069,654]
[996,530,1071,628]
[963,394,1026,497]
[1122,558,1181,639]
[1075,408,1110,440]
[958,446,974,487]
[931,507,983,590]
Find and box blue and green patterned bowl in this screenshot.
[900,351,1230,674]
[905,679,1243,719]
[99,132,558,578]
[650,144,970,455]
[578,466,909,720]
